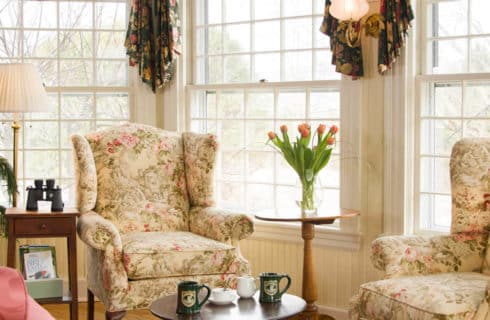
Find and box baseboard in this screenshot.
[317,304,348,320]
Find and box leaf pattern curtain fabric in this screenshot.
[320,0,414,78]
[125,0,182,92]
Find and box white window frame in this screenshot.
[182,0,361,249]
[413,0,490,234]
[0,0,131,207]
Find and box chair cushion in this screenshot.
[121,231,236,279]
[355,272,488,320]
[85,123,190,233]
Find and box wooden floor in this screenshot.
[43,302,335,319]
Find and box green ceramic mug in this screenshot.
[176,281,211,314]
[259,272,291,303]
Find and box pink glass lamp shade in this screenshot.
[330,0,370,21]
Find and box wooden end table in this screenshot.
[255,208,359,320]
[150,292,306,320]
[6,207,80,320]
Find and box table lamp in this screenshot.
[0,63,49,207]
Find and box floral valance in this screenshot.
[320,0,414,78]
[125,0,182,92]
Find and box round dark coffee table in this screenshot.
[150,292,306,320]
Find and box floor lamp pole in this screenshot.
[12,118,20,208]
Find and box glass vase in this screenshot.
[296,176,323,217]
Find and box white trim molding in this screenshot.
[251,220,362,250]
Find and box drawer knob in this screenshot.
[40,224,47,229]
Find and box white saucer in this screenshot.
[208,297,235,305]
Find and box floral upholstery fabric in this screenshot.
[371,233,487,278]
[189,207,254,242]
[71,135,97,213]
[450,139,490,235]
[72,123,253,313]
[350,138,490,320]
[85,123,189,233]
[350,272,489,320]
[121,231,236,279]
[182,132,218,207]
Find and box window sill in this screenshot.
[250,219,362,250]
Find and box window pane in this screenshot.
[0,0,19,27]
[220,120,244,148]
[463,120,490,138]
[311,90,340,119]
[253,53,280,82]
[246,120,273,150]
[420,157,450,194]
[218,91,243,118]
[224,55,250,83]
[278,91,306,119]
[246,91,274,119]
[224,24,250,54]
[464,82,490,117]
[422,82,462,117]
[470,38,490,73]
[254,0,280,20]
[24,31,57,58]
[419,194,451,230]
[59,31,93,58]
[61,121,92,148]
[24,121,59,149]
[23,0,56,28]
[254,21,280,52]
[285,51,312,81]
[96,94,129,119]
[25,151,59,178]
[429,39,468,74]
[95,2,126,30]
[60,60,93,86]
[61,94,94,120]
[24,59,58,86]
[284,18,313,50]
[0,30,20,57]
[247,152,274,183]
[224,0,250,23]
[96,60,127,86]
[60,2,93,29]
[96,31,126,58]
[470,0,490,34]
[421,119,462,156]
[247,184,274,212]
[426,1,467,37]
[283,0,312,17]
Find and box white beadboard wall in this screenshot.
[0,0,398,313]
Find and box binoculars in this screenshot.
[26,179,64,212]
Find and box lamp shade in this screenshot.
[330,0,370,21]
[0,63,49,113]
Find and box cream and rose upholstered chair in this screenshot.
[71,123,253,320]
[349,138,490,320]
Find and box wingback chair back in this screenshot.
[350,138,490,319]
[72,123,253,319]
[86,125,190,233]
[450,138,490,236]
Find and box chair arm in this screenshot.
[371,233,487,278]
[189,206,254,242]
[77,211,122,251]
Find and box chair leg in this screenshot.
[87,289,94,320]
[105,311,126,320]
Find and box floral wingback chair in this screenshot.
[71,123,253,320]
[350,138,490,320]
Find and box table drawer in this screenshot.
[14,217,73,236]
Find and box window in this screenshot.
[188,0,344,214]
[0,0,130,206]
[415,0,490,232]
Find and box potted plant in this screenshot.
[0,155,17,237]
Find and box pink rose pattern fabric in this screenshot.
[350,138,490,319]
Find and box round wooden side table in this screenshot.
[150,292,306,320]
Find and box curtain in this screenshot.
[125,0,182,92]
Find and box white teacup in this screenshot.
[236,276,257,298]
[211,288,236,303]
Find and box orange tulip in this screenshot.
[268,131,276,140]
[329,125,339,134]
[301,128,310,138]
[280,125,288,132]
[317,124,326,135]
[327,137,335,145]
